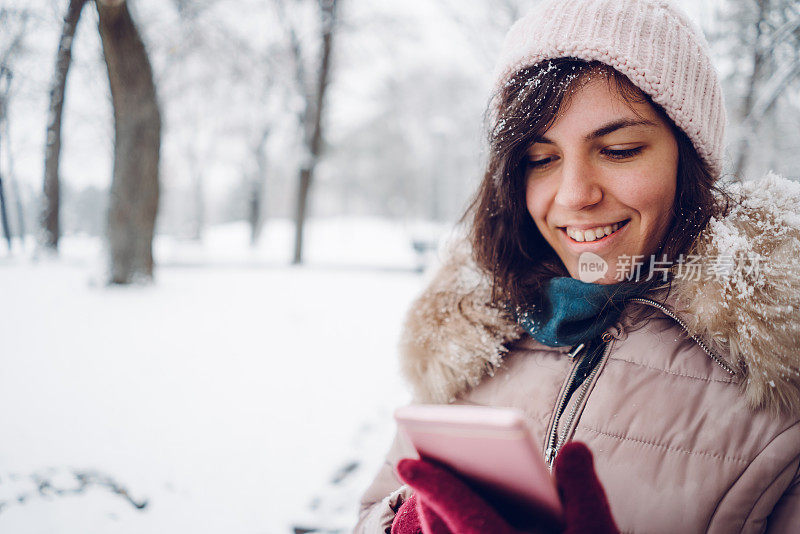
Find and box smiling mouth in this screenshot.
[560,219,631,243]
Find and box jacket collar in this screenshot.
[398,172,800,414]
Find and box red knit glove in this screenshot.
[390,442,619,534]
[552,442,619,534]
[392,457,527,534]
[392,493,451,534]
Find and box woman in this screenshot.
[356,0,800,532]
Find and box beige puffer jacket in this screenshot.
[354,173,800,534]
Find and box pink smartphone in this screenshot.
[394,404,563,526]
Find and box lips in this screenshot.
[561,219,630,243]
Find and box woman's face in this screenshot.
[524,75,679,284]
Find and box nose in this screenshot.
[553,155,603,210]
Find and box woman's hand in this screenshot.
[393,456,529,534]
[391,441,619,534]
[552,442,619,534]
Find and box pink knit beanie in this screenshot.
[492,0,726,177]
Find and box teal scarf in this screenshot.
[516,277,648,347]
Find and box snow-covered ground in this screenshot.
[0,217,450,533]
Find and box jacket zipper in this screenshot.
[629,297,737,376]
[544,333,613,469]
[543,347,583,467]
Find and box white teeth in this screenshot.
[566,221,623,242]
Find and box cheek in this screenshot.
[641,141,679,228]
[525,178,549,227]
[622,170,677,234]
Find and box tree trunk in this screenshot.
[0,175,11,251]
[4,114,25,243]
[249,129,269,247]
[293,167,311,263]
[292,0,338,265]
[0,112,10,252]
[96,0,161,284]
[0,65,23,248]
[188,148,203,241]
[0,101,10,251]
[42,0,88,251]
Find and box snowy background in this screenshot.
[1,217,450,533]
[2,0,799,532]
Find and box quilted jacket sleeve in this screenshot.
[765,464,800,533]
[353,431,417,533]
[760,420,800,533]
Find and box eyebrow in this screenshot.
[533,118,658,145]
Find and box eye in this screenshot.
[602,146,644,160]
[526,146,644,170]
[526,156,556,169]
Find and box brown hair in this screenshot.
[462,57,732,313]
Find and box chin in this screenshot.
[565,257,619,284]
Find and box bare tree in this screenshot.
[96,0,161,284]
[42,0,89,251]
[0,67,13,251]
[186,141,204,241]
[715,0,800,178]
[279,0,340,265]
[248,128,269,246]
[163,0,227,243]
[160,0,278,244]
[0,7,33,251]
[0,86,10,251]
[246,27,300,247]
[2,75,25,246]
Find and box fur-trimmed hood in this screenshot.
[398,172,800,414]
